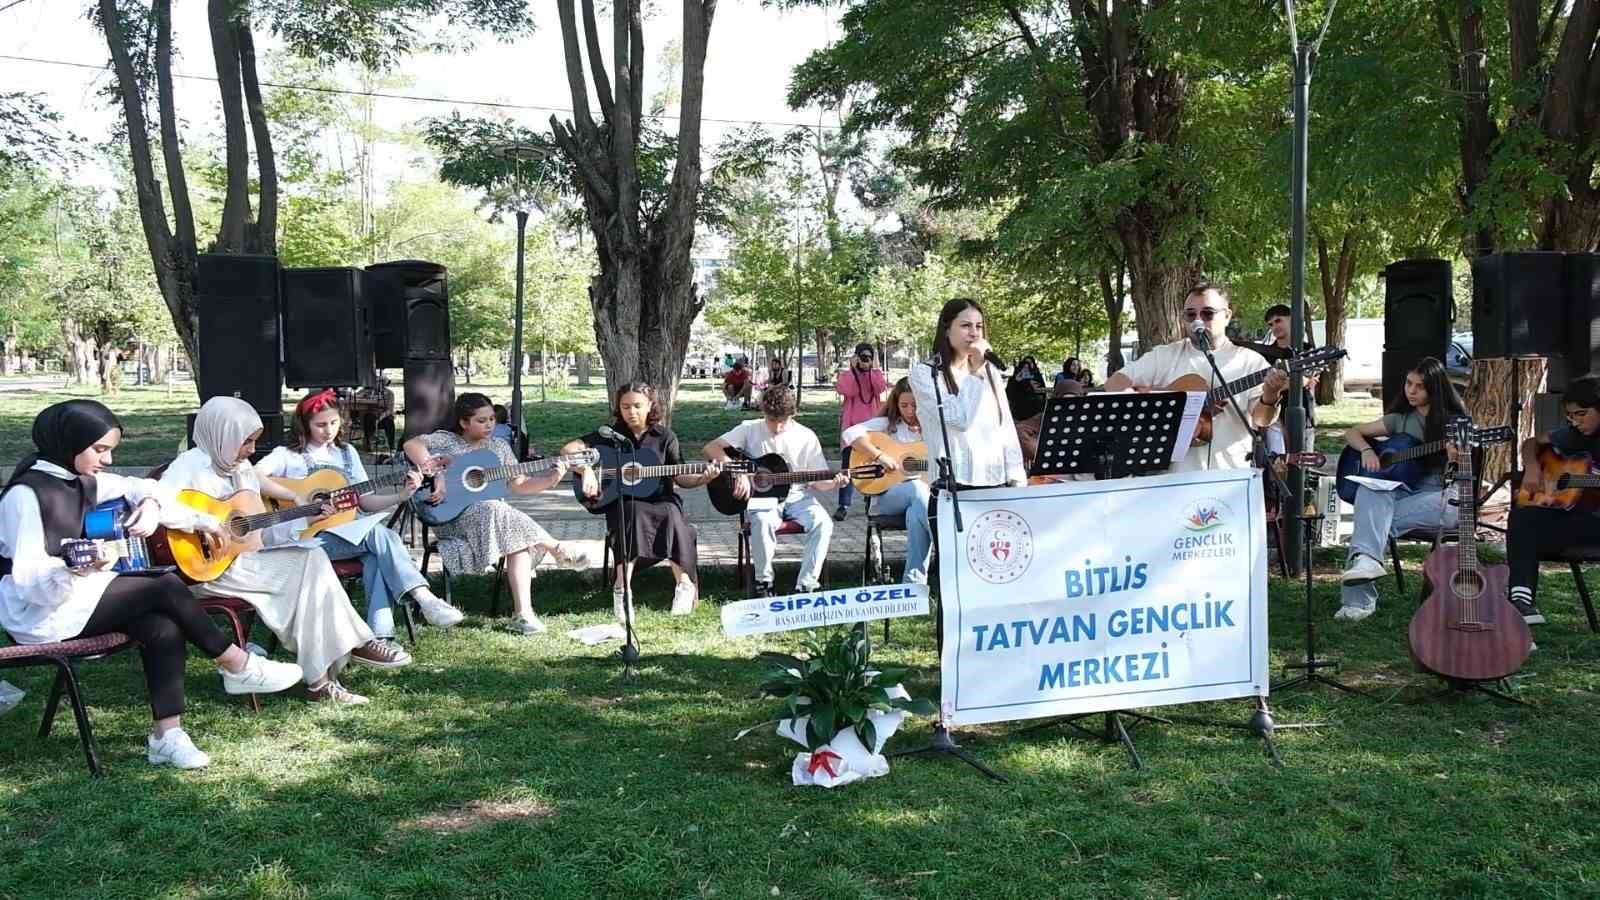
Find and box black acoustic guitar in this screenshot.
[706,447,883,516]
[570,445,746,513]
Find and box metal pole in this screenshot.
[1283,42,1312,575]
[510,208,529,447]
[794,214,804,408]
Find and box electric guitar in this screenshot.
[267,465,422,539]
[848,433,930,496]
[569,444,746,513]
[706,447,884,516]
[410,448,600,526]
[1165,345,1346,446]
[1408,416,1532,682]
[146,489,358,583]
[59,499,175,575]
[1336,426,1515,503]
[1514,445,1600,512]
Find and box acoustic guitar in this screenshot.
[59,499,175,575]
[1408,417,1532,683]
[410,448,600,526]
[146,489,356,583]
[1166,345,1346,446]
[705,447,883,516]
[848,433,930,496]
[568,444,744,513]
[1336,426,1515,503]
[1514,445,1600,512]
[267,465,420,539]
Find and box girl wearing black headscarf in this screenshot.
[0,400,303,769]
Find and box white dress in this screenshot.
[159,447,373,682]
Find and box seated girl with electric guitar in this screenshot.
[842,377,933,585]
[401,392,594,636]
[1509,374,1600,626]
[0,401,305,768]
[161,397,400,705]
[560,382,724,620]
[1337,357,1465,621]
[255,389,464,653]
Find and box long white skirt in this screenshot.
[191,546,373,684]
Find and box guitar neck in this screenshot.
[1385,439,1447,463]
[232,500,328,535]
[348,468,414,495]
[758,468,840,485]
[481,455,582,485]
[602,463,708,479]
[1559,475,1600,488]
[1206,358,1318,405]
[1456,451,1479,569]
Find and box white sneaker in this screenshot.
[414,591,465,628]
[147,728,210,769]
[796,580,821,594]
[671,579,696,616]
[1340,554,1387,585]
[507,615,547,635]
[1333,604,1376,622]
[551,544,594,572]
[219,655,304,695]
[612,587,635,623]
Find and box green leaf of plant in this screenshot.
[856,717,878,753]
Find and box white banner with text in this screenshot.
[721,583,929,638]
[938,469,1268,727]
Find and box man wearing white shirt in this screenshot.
[1104,282,1289,472]
[704,385,848,596]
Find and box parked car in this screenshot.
[1445,332,1472,393]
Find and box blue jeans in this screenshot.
[871,479,933,582]
[319,526,429,638]
[1341,483,1457,612]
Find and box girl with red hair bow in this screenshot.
[254,389,464,655]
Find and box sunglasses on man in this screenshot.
[1182,307,1225,322]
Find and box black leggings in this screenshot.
[1507,504,1600,601]
[74,574,234,721]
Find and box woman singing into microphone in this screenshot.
[909,298,1027,491]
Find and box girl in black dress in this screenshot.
[563,383,722,620]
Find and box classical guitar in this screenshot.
[59,499,175,575]
[1514,445,1600,512]
[410,448,600,526]
[1408,417,1532,683]
[267,465,421,539]
[706,447,884,516]
[848,433,930,496]
[1165,345,1346,446]
[145,489,356,583]
[568,444,745,513]
[1336,426,1515,503]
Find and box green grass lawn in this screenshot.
[5,380,1600,898]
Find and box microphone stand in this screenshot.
[602,428,641,680]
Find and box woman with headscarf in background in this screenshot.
[160,396,399,705]
[0,400,304,768]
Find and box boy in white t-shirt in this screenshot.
[704,385,848,596]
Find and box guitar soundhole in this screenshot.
[1451,571,1484,601]
[620,463,642,486]
[463,467,486,491]
[226,517,248,541]
[752,474,774,491]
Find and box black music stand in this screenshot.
[1029,391,1196,481]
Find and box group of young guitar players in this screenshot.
[1,281,1589,768]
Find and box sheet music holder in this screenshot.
[1029,391,1204,480]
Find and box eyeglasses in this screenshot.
[857,353,874,361]
[1182,307,1226,322]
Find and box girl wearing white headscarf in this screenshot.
[159,397,396,705]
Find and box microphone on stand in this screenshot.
[597,425,635,448]
[1188,321,1214,353]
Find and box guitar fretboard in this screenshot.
[601,463,710,479]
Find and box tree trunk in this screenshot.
[1315,228,1359,404]
[1468,358,1546,482]
[98,0,199,371]
[576,353,592,386]
[1097,262,1126,372]
[207,0,253,253]
[97,344,120,396]
[1125,245,1191,354]
[236,21,276,254]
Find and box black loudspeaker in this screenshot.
[1381,349,1432,413]
[281,267,376,389]
[1382,258,1453,352]
[366,260,450,361]
[195,253,282,411]
[364,267,407,368]
[1562,253,1600,380]
[401,357,455,439]
[1472,251,1568,359]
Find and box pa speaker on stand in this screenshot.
[1380,259,1453,410]
[194,252,286,456]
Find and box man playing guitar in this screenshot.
[1508,374,1600,625]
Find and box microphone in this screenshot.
[597,425,635,448]
[983,350,1009,371]
[1188,321,1213,352]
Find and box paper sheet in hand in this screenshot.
[1344,475,1405,492]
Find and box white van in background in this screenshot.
[1310,318,1383,396]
